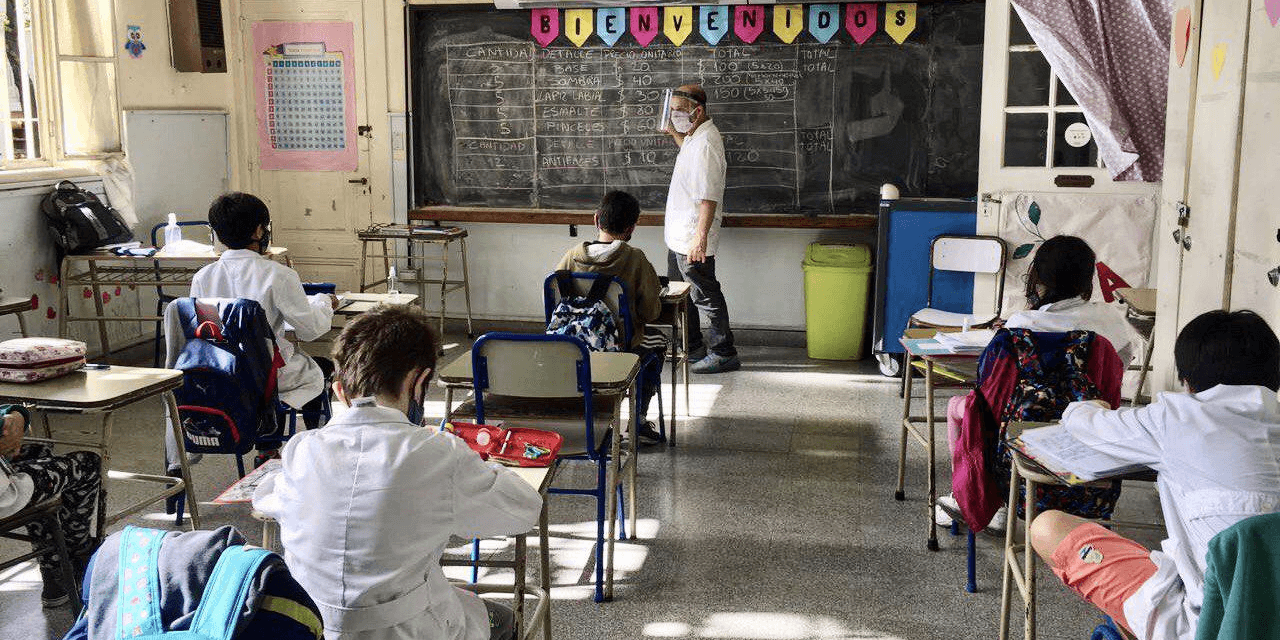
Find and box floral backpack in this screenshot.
[995,328,1122,520]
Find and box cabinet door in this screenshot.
[1228,2,1280,328]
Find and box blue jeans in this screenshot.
[668,251,736,358]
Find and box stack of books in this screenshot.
[1012,424,1148,483]
[933,329,996,354]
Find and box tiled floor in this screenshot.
[0,342,1164,640]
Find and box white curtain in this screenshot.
[1011,0,1173,181]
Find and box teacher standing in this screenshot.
[663,83,739,374]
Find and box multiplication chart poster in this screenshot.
[252,22,357,171]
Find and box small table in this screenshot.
[1115,288,1157,406]
[357,225,474,341]
[0,366,200,532]
[654,281,691,445]
[0,297,31,337]
[334,292,421,316]
[437,349,641,602]
[58,248,289,359]
[897,328,981,552]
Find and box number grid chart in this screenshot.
[265,48,347,151]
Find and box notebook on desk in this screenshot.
[1006,422,1148,484]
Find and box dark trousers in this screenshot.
[14,444,101,573]
[635,345,664,419]
[668,251,736,357]
[272,357,335,440]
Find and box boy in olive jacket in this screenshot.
[555,191,664,444]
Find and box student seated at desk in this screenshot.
[0,405,101,607]
[1029,310,1280,640]
[253,305,542,640]
[193,193,336,460]
[555,190,665,445]
[940,235,1130,532]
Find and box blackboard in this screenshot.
[410,4,983,215]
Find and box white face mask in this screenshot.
[671,109,695,134]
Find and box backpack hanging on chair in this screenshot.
[994,328,1123,520]
[62,526,322,640]
[546,271,622,352]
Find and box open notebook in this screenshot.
[1009,423,1147,484]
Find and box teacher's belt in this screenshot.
[314,578,435,633]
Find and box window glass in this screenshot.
[1006,52,1051,107]
[1052,112,1099,168]
[1004,112,1047,167]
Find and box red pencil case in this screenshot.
[443,421,563,467]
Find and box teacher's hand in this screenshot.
[687,238,707,263]
[0,413,25,458]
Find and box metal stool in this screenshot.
[0,296,31,338]
[358,225,474,341]
[1115,288,1156,406]
[0,496,82,615]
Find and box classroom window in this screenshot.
[3,0,44,162]
[52,0,119,156]
[1001,7,1102,170]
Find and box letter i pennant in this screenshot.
[564,9,593,46]
[664,6,694,46]
[531,9,558,47]
[884,3,917,44]
[773,5,804,43]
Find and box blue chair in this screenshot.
[470,332,633,603]
[542,271,669,442]
[150,221,215,367]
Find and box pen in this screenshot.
[498,431,513,456]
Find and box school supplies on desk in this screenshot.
[213,459,281,504]
[1008,423,1147,484]
[0,338,87,383]
[442,421,562,467]
[934,329,996,354]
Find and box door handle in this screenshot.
[348,178,368,185]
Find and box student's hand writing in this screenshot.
[0,413,25,458]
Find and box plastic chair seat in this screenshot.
[910,307,998,329]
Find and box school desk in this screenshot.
[0,365,200,532]
[57,247,289,359]
[437,348,640,602]
[1115,287,1157,406]
[998,421,1159,640]
[897,328,980,552]
[333,291,421,316]
[0,297,31,337]
[653,281,692,446]
[357,225,474,341]
[254,463,555,640]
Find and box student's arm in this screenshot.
[272,268,334,342]
[1060,400,1166,467]
[636,256,662,325]
[450,442,542,539]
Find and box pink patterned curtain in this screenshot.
[1011,0,1173,181]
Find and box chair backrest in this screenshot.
[542,271,634,346]
[927,235,1008,316]
[150,220,215,247]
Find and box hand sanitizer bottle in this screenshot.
[163,213,182,248]
[387,266,399,300]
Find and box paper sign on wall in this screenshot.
[884,3,917,44]
[735,5,765,43]
[1174,7,1191,67]
[773,5,805,43]
[808,5,840,43]
[845,3,877,45]
[1266,0,1279,27]
[1212,42,1227,80]
[664,6,694,46]
[631,7,660,47]
[564,9,593,46]
[531,9,558,47]
[597,8,626,46]
[700,5,731,45]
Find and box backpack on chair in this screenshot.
[546,271,623,352]
[62,526,322,640]
[171,298,282,459]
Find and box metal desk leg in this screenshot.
[358,239,370,292]
[15,311,27,338]
[680,300,689,420]
[459,237,474,338]
[925,361,939,551]
[539,497,552,640]
[380,239,390,291]
[94,412,113,537]
[514,533,527,639]
[603,395,623,601]
[627,385,638,537]
[439,240,449,342]
[86,259,110,357]
[1132,332,1156,407]
[1023,475,1039,640]
[58,258,70,339]
[166,391,201,529]
[999,462,1020,640]
[895,356,914,501]
[443,388,454,423]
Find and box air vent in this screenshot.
[169,0,227,73]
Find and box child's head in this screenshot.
[595,191,641,240]
[1175,309,1280,392]
[332,305,440,408]
[1024,235,1096,308]
[208,192,271,251]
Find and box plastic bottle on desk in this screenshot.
[387,266,399,302]
[163,213,182,247]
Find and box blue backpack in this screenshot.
[63,526,322,640]
[546,272,623,352]
[172,299,281,457]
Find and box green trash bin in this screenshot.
[803,243,874,360]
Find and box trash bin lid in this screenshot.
[804,243,872,268]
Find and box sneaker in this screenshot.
[253,449,281,468]
[935,493,961,527]
[39,567,69,608]
[985,505,1008,536]
[691,353,741,374]
[637,421,665,445]
[686,346,707,363]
